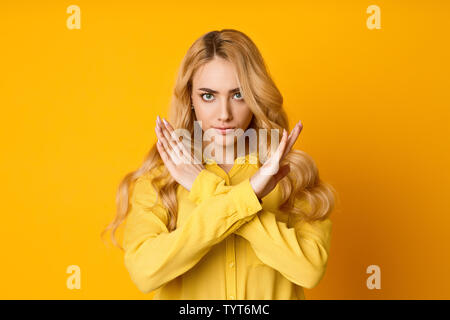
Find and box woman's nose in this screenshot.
[217,99,232,121]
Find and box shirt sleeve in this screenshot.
[122,168,263,294]
[234,202,332,289]
[183,170,332,289]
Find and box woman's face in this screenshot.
[191,57,254,151]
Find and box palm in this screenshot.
[250,121,303,200]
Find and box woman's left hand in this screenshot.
[155,116,205,191]
[249,121,303,200]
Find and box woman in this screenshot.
[102,29,337,300]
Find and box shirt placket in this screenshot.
[225,233,237,300]
[208,161,239,300]
[225,169,237,300]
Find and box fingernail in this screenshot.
[157,115,161,124]
[162,118,168,126]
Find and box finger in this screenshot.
[156,139,176,169]
[156,120,192,166]
[274,129,289,161]
[165,120,195,163]
[155,121,182,166]
[162,118,192,164]
[260,129,287,176]
[160,118,190,164]
[282,120,303,158]
[155,120,173,157]
[155,117,166,143]
[156,118,182,164]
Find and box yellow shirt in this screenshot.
[122,151,332,300]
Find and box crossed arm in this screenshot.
[192,169,333,289]
[123,168,332,294]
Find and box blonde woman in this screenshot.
[102,29,337,300]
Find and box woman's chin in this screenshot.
[212,134,236,147]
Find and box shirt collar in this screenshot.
[203,151,259,166]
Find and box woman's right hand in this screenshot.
[250,120,303,200]
[155,116,205,192]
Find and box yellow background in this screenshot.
[1,0,449,299]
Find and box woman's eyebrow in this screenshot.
[197,87,240,94]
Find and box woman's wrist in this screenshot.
[249,176,262,202]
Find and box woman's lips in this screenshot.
[214,127,235,135]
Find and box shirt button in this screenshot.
[229,295,235,300]
[229,262,234,268]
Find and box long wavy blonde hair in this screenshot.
[101,29,338,251]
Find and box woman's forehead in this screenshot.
[192,59,239,91]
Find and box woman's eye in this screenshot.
[200,92,243,102]
[233,92,243,100]
[201,93,214,102]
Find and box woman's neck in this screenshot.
[202,141,250,166]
